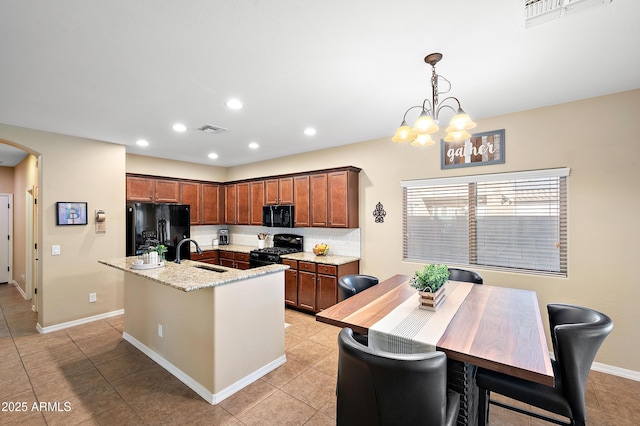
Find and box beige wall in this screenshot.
[228,89,640,372]
[0,166,14,192]
[0,125,126,327]
[126,153,227,182]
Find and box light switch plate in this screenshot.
[52,245,61,255]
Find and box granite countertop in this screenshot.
[281,252,360,265]
[99,256,287,292]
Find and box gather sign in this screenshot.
[441,129,505,169]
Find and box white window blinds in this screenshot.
[402,168,569,276]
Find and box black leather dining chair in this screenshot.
[476,303,613,426]
[448,267,483,284]
[338,274,379,301]
[337,327,460,426]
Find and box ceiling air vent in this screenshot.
[525,0,613,28]
[197,124,228,134]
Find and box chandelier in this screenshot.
[392,53,476,147]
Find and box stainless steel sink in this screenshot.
[192,264,227,273]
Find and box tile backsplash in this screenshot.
[190,225,361,257]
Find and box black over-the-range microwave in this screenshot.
[262,205,294,227]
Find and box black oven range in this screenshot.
[249,234,303,268]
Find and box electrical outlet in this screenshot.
[89,293,96,303]
[158,324,163,337]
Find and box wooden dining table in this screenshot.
[316,274,554,426]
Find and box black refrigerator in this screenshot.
[126,203,191,262]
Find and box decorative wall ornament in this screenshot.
[372,202,386,223]
[441,129,505,169]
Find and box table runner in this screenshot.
[368,281,473,353]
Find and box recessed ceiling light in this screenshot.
[208,152,219,160]
[136,139,149,147]
[248,142,259,149]
[173,123,187,132]
[304,128,317,136]
[226,99,243,110]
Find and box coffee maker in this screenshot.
[219,229,229,245]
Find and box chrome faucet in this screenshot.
[175,238,202,264]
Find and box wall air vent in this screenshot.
[197,124,228,134]
[525,0,613,28]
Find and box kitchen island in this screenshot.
[99,256,288,404]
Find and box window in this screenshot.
[402,168,569,276]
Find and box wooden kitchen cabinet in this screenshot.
[224,184,237,224]
[310,173,328,227]
[190,250,219,264]
[236,182,250,225]
[127,176,179,203]
[218,250,250,270]
[327,170,359,228]
[297,261,317,312]
[250,181,264,225]
[293,175,310,227]
[265,177,294,205]
[202,183,224,225]
[282,259,298,306]
[180,181,201,225]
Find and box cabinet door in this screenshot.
[293,175,310,227]
[236,182,250,225]
[155,179,180,203]
[180,182,201,225]
[310,173,328,227]
[317,274,338,311]
[298,271,317,311]
[279,177,294,204]
[224,184,237,224]
[264,179,279,205]
[250,181,265,225]
[328,170,359,228]
[126,176,154,202]
[284,269,298,306]
[202,184,223,225]
[219,258,235,268]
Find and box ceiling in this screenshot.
[1,0,639,167]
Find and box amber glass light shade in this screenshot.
[392,122,417,143]
[444,130,472,142]
[445,112,477,133]
[411,133,436,147]
[412,112,439,134]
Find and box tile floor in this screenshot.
[1,282,639,425]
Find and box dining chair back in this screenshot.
[448,267,483,284]
[338,274,379,301]
[337,327,460,426]
[476,303,613,426]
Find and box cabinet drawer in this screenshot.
[234,252,250,261]
[219,251,234,259]
[317,264,337,275]
[282,259,297,269]
[298,261,316,272]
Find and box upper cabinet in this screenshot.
[126,166,360,228]
[127,176,179,203]
[265,177,294,205]
[180,181,202,225]
[202,183,224,225]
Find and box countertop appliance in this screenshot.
[219,229,229,245]
[126,203,190,262]
[249,234,303,268]
[262,205,294,228]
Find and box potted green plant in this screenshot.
[410,264,449,311]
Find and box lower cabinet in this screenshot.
[190,250,219,264]
[282,258,359,313]
[218,250,250,270]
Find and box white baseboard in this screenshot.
[36,309,125,334]
[123,331,286,404]
[10,280,26,299]
[592,361,640,382]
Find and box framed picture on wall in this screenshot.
[56,202,88,225]
[441,129,505,169]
